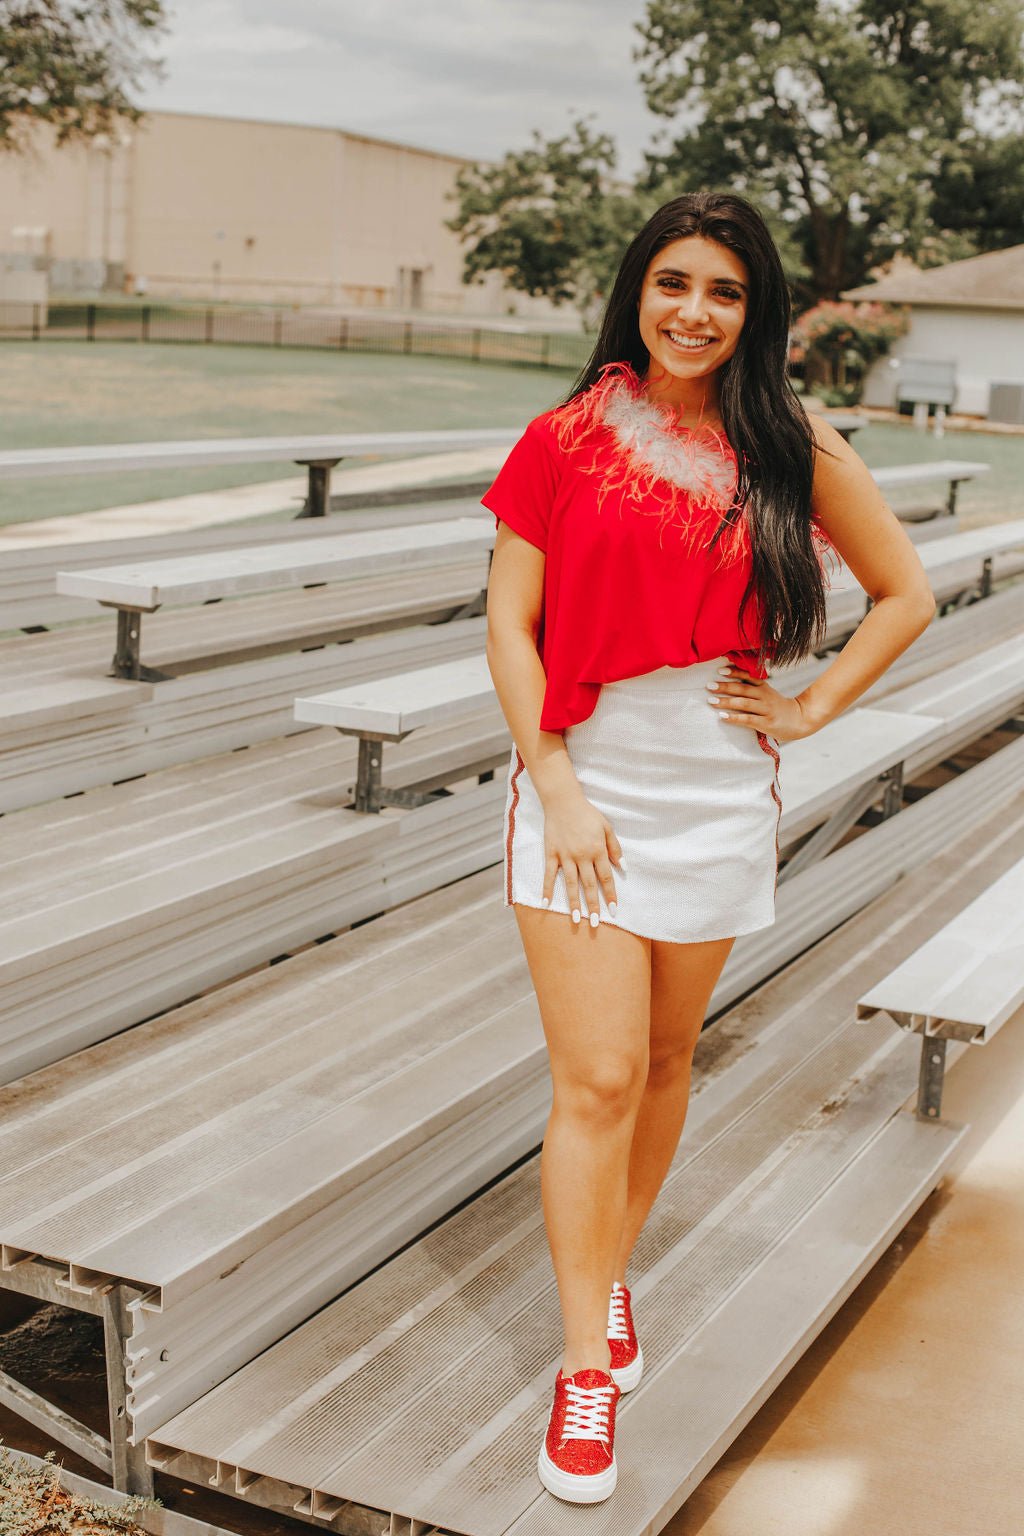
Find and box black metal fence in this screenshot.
[0,301,592,372]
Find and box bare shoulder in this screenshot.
[806,412,862,471]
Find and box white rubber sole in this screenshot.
[610,1344,643,1393]
[538,1444,617,1503]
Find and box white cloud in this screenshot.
[141,0,657,172]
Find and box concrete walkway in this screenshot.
[0,447,505,548]
[666,1008,1024,1536]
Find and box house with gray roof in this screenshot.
[842,243,1024,420]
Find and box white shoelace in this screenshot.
[607,1284,630,1343]
[562,1380,617,1444]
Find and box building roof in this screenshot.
[843,242,1024,312]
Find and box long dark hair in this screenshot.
[565,191,832,669]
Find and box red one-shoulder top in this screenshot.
[482,362,836,733]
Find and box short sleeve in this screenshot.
[481,415,561,554]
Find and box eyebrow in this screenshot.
[653,266,748,292]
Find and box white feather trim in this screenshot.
[602,386,737,511]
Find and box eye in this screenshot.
[715,287,743,302]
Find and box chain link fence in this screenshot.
[0,300,593,372]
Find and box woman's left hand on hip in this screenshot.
[705,664,816,742]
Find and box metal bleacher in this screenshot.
[1,436,1023,1531]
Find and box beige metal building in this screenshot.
[0,107,554,317]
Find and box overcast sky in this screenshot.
[139,0,661,173]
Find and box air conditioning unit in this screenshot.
[988,382,1024,426]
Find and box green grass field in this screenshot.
[0,343,574,525]
[1,340,1021,527]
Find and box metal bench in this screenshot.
[4,606,1022,1082]
[872,459,987,519]
[0,493,490,634]
[0,606,493,814]
[857,857,1024,1121]
[825,516,1024,635]
[2,734,1018,1486]
[144,779,1024,1536]
[54,518,495,681]
[0,427,517,521]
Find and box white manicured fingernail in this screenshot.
[541,896,549,908]
[618,858,626,871]
[609,901,617,916]
[572,908,580,924]
[589,912,599,928]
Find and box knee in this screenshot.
[557,1056,648,1127]
[647,1038,697,1086]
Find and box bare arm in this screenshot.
[794,417,937,730]
[485,521,580,807]
[486,520,623,922]
[712,417,937,740]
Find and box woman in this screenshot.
[483,191,935,1505]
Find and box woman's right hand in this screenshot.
[541,788,624,925]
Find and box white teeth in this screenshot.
[667,331,714,349]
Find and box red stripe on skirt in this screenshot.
[755,731,783,895]
[505,748,526,903]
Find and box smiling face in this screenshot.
[637,235,750,410]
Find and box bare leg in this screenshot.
[514,903,652,1376]
[613,934,736,1282]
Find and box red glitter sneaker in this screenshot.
[537,1367,620,1503]
[607,1280,644,1392]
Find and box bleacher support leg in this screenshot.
[106,605,170,682]
[355,737,384,814]
[917,1035,948,1121]
[296,458,342,518]
[879,760,904,819]
[101,1286,154,1497]
[112,607,142,678]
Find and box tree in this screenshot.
[635,1,1024,304]
[790,299,909,404]
[0,1,165,152]
[446,117,654,324]
[929,130,1024,254]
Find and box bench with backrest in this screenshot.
[140,770,1024,1536]
[1,728,1019,1487]
[53,517,495,680]
[857,857,1024,1121]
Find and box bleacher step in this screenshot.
[508,1110,964,1536]
[144,1004,962,1536]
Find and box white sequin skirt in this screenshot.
[501,656,782,944]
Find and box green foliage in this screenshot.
[446,117,657,322]
[791,299,909,402]
[930,129,1024,252]
[0,1,166,152]
[0,1443,161,1534]
[635,1,1024,303]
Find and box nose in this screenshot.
[676,292,710,325]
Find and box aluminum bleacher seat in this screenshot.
[142,777,1023,1536]
[1,732,1019,1478]
[857,856,1024,1119]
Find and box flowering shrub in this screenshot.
[790,301,909,405]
